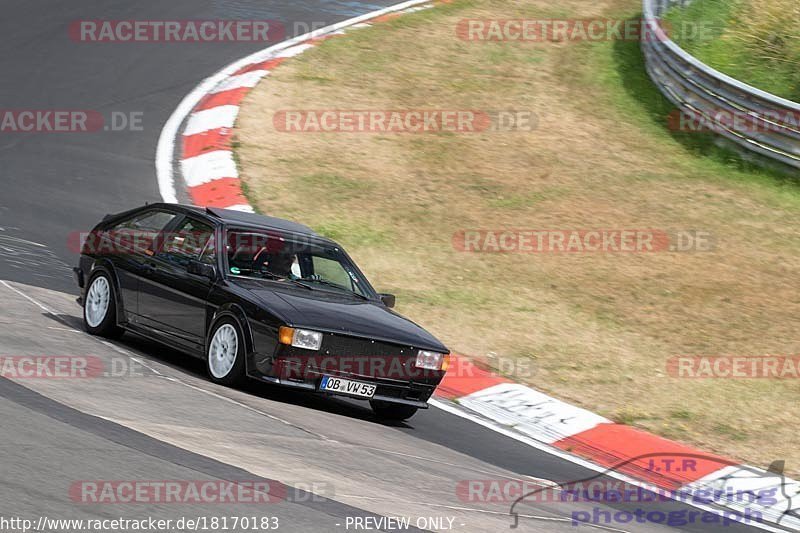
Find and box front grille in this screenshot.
[279,333,418,382]
[320,333,417,358]
[277,333,443,387]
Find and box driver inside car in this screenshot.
[260,252,302,280]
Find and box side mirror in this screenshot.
[187,260,216,280]
[378,293,396,308]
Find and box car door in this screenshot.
[137,216,218,352]
[101,209,178,321]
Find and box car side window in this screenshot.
[159,218,215,268]
[108,210,177,255]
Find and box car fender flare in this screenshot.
[208,305,255,373]
[87,260,125,326]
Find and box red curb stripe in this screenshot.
[196,87,251,112]
[188,178,248,208]
[553,423,736,489]
[435,355,510,399]
[182,128,233,160]
[234,57,287,76]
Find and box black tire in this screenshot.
[206,317,246,386]
[370,400,419,421]
[82,271,123,339]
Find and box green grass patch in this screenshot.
[313,220,391,247]
[664,0,800,101]
[570,14,799,184]
[400,287,493,309]
[297,173,373,200]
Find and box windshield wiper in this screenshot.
[296,277,369,299]
[286,279,316,291]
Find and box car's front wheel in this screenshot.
[370,400,418,421]
[206,318,246,386]
[83,271,123,338]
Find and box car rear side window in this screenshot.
[159,218,215,268]
[109,210,176,254]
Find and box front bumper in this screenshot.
[247,326,446,408]
[255,372,435,408]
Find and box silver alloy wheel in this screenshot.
[209,324,238,378]
[85,275,111,328]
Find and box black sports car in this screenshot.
[74,203,450,420]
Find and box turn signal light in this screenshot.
[278,326,294,345]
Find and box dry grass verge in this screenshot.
[236,0,800,473]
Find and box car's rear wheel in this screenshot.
[370,400,418,421]
[83,272,123,338]
[207,318,246,386]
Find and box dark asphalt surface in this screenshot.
[0,1,769,531]
[0,378,426,533]
[0,0,396,293]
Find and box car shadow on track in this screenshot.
[46,312,413,429]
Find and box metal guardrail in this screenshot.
[642,0,800,170]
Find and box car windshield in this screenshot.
[225,229,372,298]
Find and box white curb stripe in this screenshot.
[274,43,315,59]
[458,383,610,444]
[183,106,240,137]
[225,204,255,213]
[180,151,238,187]
[211,70,270,94]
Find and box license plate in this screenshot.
[319,375,376,398]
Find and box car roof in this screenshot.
[147,203,325,240]
[206,206,318,235]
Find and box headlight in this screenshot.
[416,350,450,371]
[279,326,322,351]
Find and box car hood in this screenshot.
[234,281,448,352]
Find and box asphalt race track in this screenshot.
[0,1,770,532]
